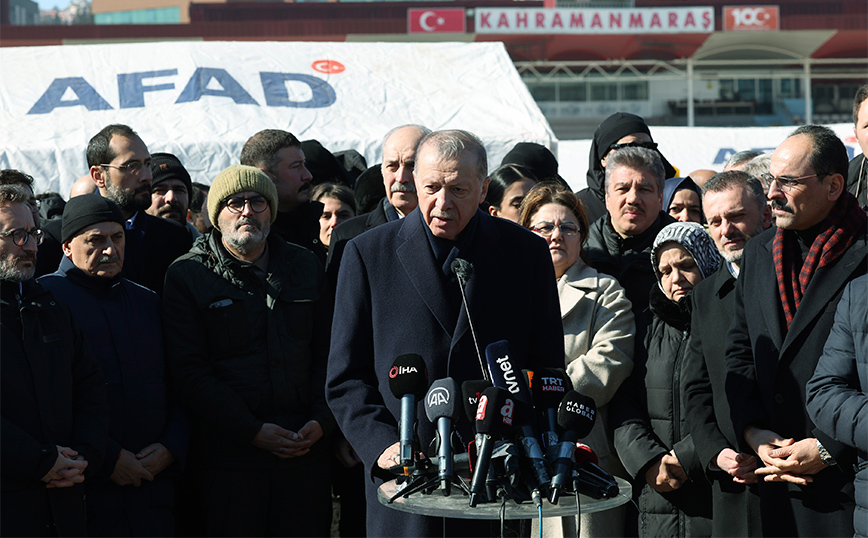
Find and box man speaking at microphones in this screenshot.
[326,130,564,537]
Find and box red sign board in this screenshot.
[724,5,779,31]
[408,8,466,34]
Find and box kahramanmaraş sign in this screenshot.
[475,7,714,34]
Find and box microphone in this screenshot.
[388,354,429,468]
[461,380,492,455]
[550,390,597,504]
[450,258,489,383]
[485,340,551,502]
[424,377,461,494]
[526,367,573,450]
[574,444,619,499]
[469,386,514,507]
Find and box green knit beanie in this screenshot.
[208,164,279,230]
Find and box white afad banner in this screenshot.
[0,41,556,195]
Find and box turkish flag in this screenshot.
[408,8,466,34]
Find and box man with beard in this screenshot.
[84,125,192,294]
[146,152,201,239]
[38,194,189,536]
[680,171,772,536]
[162,165,334,537]
[326,124,430,285]
[725,125,866,536]
[240,129,326,265]
[0,184,108,537]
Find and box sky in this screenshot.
[36,0,73,9]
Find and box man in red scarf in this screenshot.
[724,124,867,537]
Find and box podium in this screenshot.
[378,477,632,520]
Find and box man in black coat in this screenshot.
[240,129,327,265]
[326,124,430,278]
[681,171,771,536]
[0,185,109,537]
[326,130,564,538]
[725,125,867,537]
[583,146,676,361]
[39,195,189,536]
[848,83,867,211]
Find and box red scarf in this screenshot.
[774,192,867,329]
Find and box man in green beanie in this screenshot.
[161,164,335,537]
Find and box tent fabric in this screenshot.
[0,41,556,195]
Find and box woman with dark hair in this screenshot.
[663,177,704,224]
[578,112,678,224]
[613,221,720,537]
[485,164,537,223]
[310,182,356,252]
[520,182,635,537]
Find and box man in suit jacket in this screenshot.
[326,130,564,538]
[326,125,430,278]
[681,171,771,536]
[725,124,867,536]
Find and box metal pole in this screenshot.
[803,60,812,125]
[687,60,695,127]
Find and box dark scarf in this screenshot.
[774,191,867,328]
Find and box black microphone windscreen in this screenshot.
[450,258,473,282]
[484,340,532,407]
[425,377,460,422]
[461,380,491,423]
[388,353,428,399]
[557,390,597,439]
[529,368,572,409]
[475,386,515,436]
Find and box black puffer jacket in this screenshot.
[162,231,335,467]
[613,285,712,537]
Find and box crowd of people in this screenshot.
[1,83,867,538]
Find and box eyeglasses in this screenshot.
[608,141,659,152]
[100,160,151,175]
[224,196,269,214]
[759,172,825,193]
[0,228,44,246]
[531,223,579,237]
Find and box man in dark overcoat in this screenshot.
[725,124,867,536]
[326,130,564,538]
[681,171,771,536]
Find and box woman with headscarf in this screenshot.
[578,112,677,224]
[520,182,635,537]
[663,177,705,224]
[612,221,720,537]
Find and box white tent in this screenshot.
[0,40,556,195]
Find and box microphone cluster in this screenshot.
[383,341,621,508]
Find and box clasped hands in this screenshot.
[253,421,323,459]
[746,427,826,485]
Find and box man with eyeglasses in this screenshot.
[146,152,201,239]
[37,124,194,294]
[162,165,334,537]
[725,125,866,537]
[1,184,109,537]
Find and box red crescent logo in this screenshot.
[312,60,345,74]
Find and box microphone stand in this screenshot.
[452,259,490,383]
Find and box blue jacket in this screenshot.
[807,275,868,538]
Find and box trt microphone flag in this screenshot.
[408,9,466,34]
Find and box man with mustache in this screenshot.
[327,130,564,537]
[326,125,430,272]
[146,152,201,239]
[725,125,866,537]
[240,129,327,265]
[680,171,772,537]
[162,165,334,537]
[1,184,109,537]
[38,194,188,536]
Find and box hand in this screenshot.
[755,438,826,485]
[253,422,322,459]
[376,442,401,470]
[42,446,88,488]
[645,452,688,493]
[334,436,362,468]
[715,448,758,484]
[136,443,175,477]
[110,449,155,487]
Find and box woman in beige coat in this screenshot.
[520,182,635,537]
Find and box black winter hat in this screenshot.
[150,152,193,198]
[61,194,124,243]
